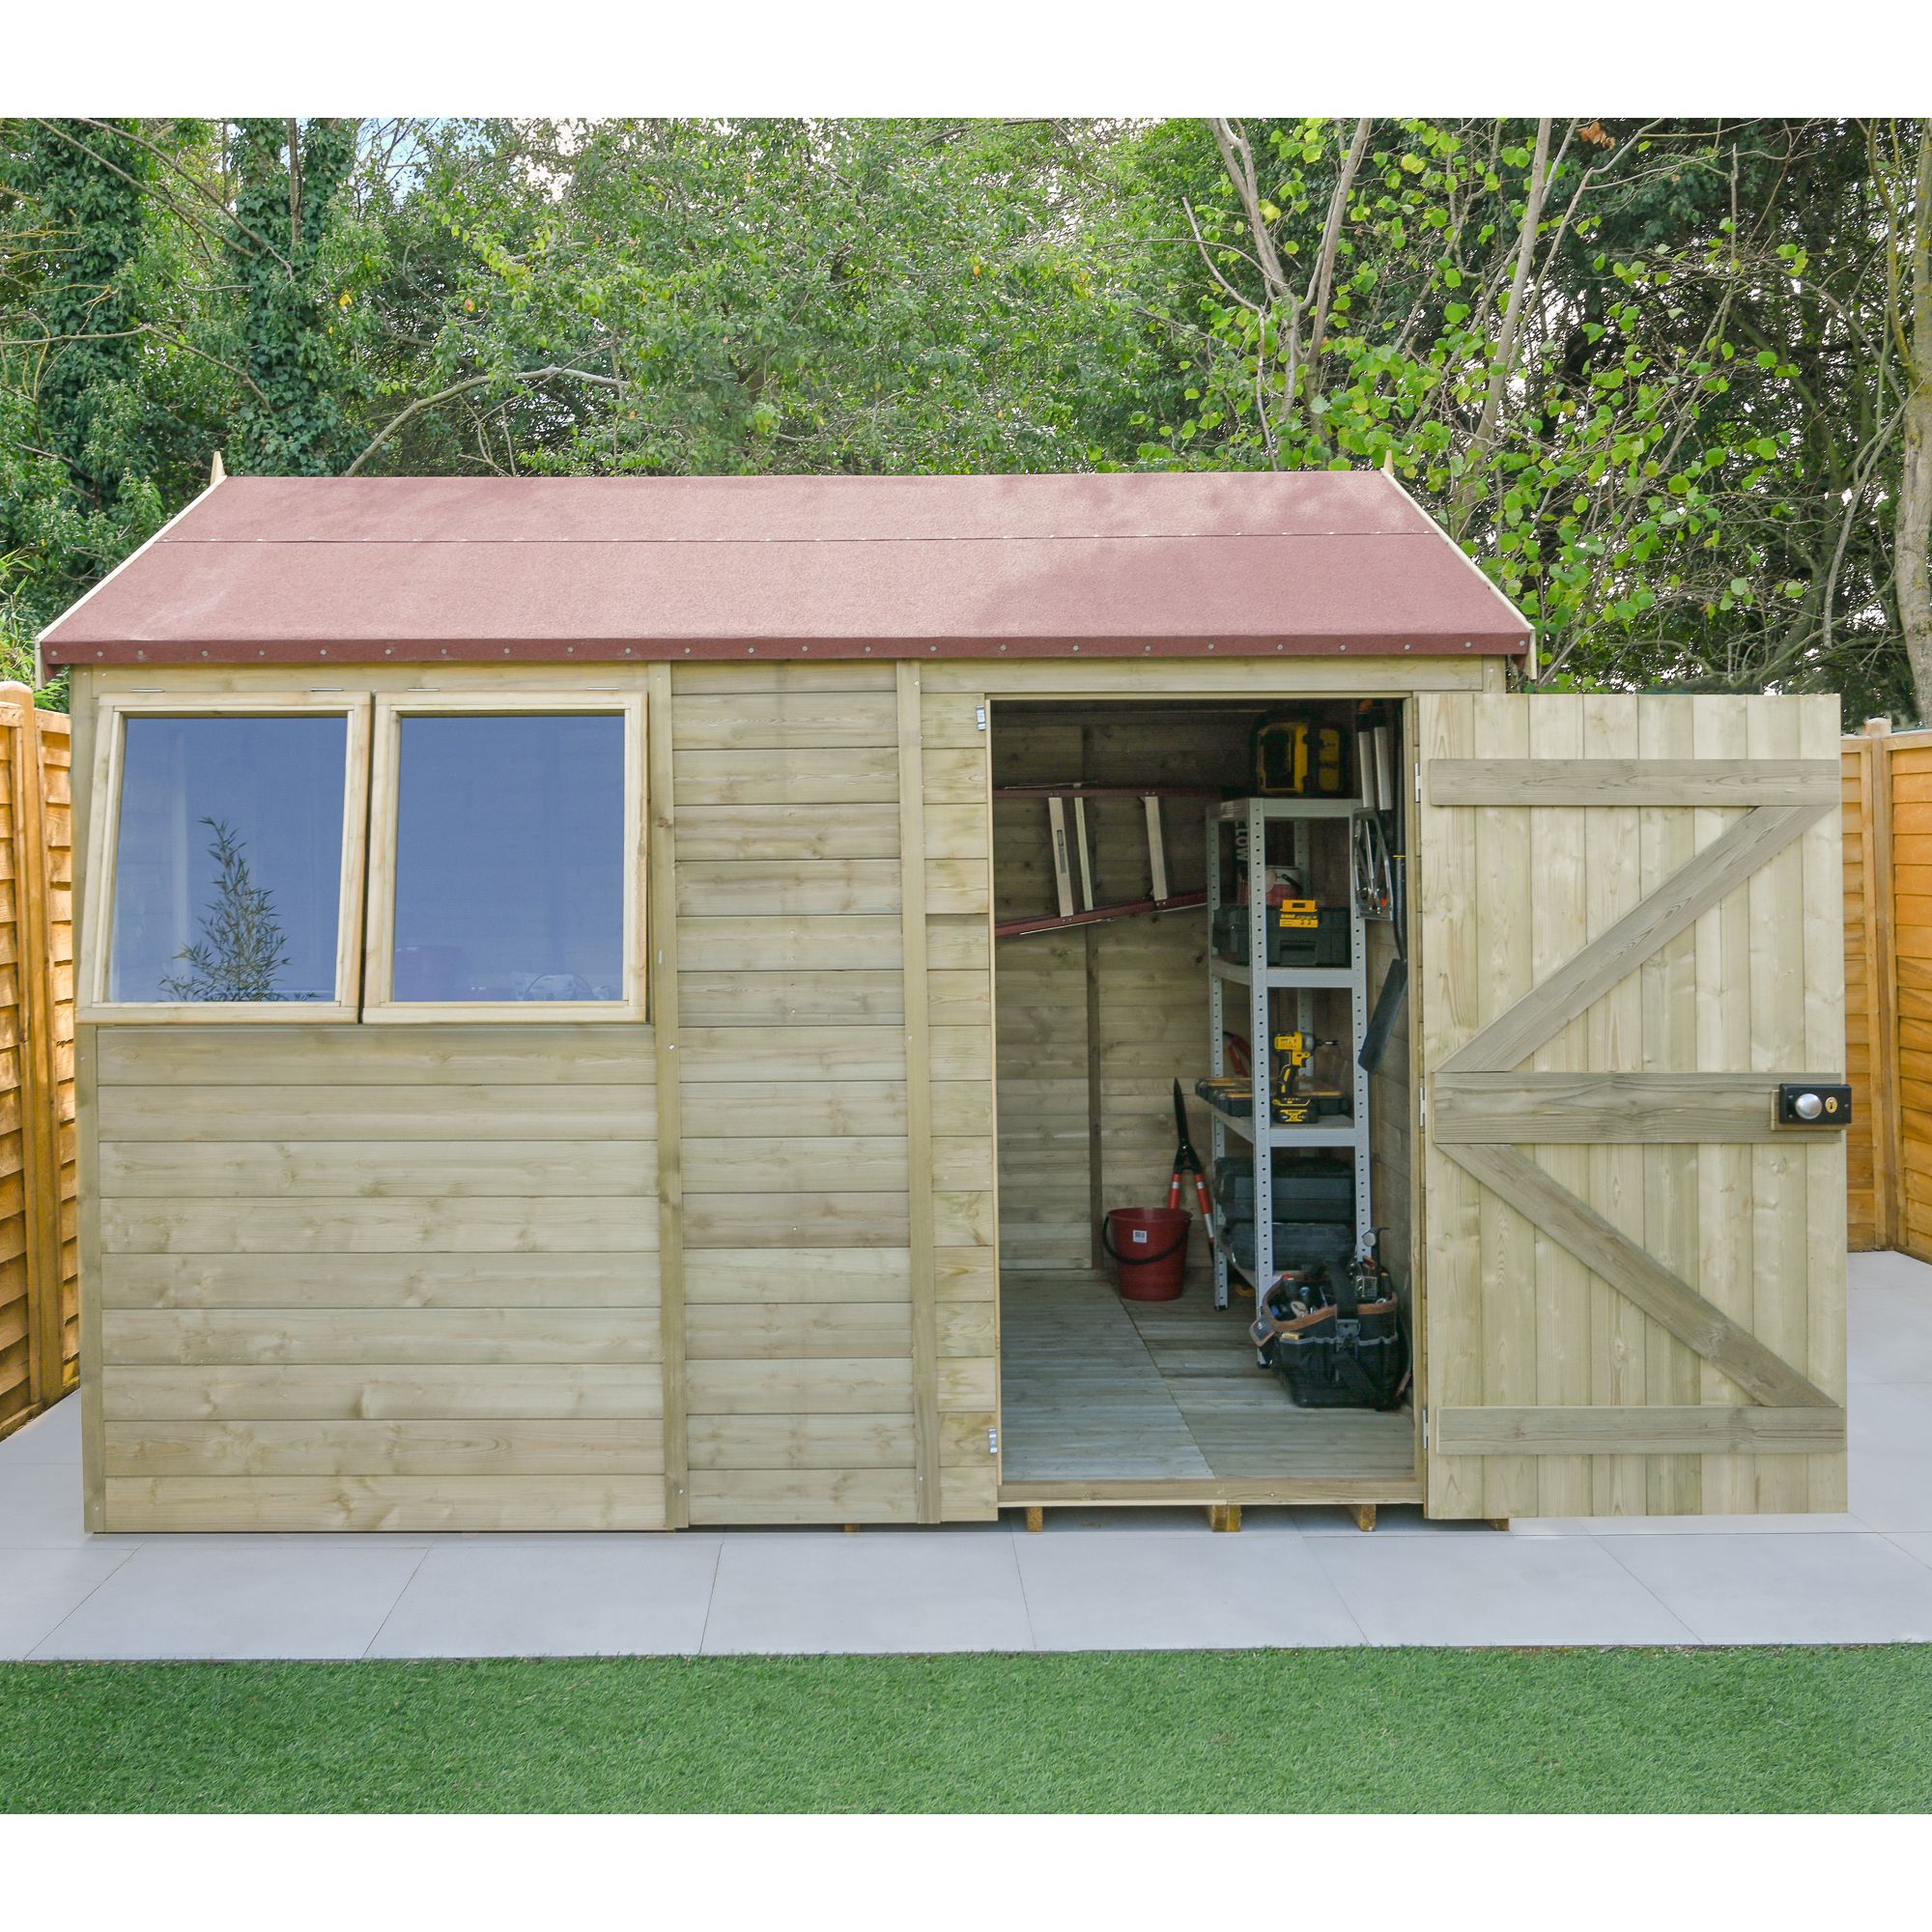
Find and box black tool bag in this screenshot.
[1255,1263,1408,1410]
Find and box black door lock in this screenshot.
[1776,1082,1852,1127]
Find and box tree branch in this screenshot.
[1301,117,1372,419]
[345,364,626,475]
[56,117,293,270]
[1456,116,1553,532]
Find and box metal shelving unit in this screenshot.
[1205,796,1373,1310]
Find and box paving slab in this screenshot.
[1847,1294,1932,1384]
[0,1459,90,1550]
[1846,1382,1932,1533]
[366,1537,723,1658]
[30,1541,428,1661]
[0,1544,138,1659]
[1601,1531,1932,1644]
[1847,1249,1932,1293]
[702,1530,1033,1654]
[1016,1527,1362,1649]
[0,1399,81,1463]
[1309,1532,1698,1646]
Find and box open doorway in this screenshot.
[991,696,1419,1498]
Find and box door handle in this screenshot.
[1776,1082,1852,1128]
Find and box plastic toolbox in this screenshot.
[1211,904,1350,969]
[1224,1218,1356,1279]
[1214,1154,1355,1221]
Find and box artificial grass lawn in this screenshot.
[4,1647,1928,1812]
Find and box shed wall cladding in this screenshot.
[91,1025,665,1531]
[668,662,998,1526]
[73,661,1001,1533]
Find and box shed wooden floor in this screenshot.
[999,1272,1414,1484]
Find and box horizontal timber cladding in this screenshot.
[668,661,998,1524]
[88,1024,665,1532]
[1419,692,1846,1521]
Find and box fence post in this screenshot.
[1862,716,1902,1251]
[0,682,65,1416]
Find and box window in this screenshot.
[363,695,645,1020]
[82,696,370,1022]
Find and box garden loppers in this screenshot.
[1166,1079,1215,1251]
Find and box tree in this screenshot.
[1,115,1927,717]
[343,119,1160,478]
[158,817,291,1001]
[226,118,361,475]
[1882,123,1932,718]
[1128,118,1836,693]
[1,119,170,642]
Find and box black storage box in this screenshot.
[1214,1155,1354,1222]
[1223,1217,1355,1280]
[1212,904,1350,969]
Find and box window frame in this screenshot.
[360,691,648,1025]
[79,693,374,1026]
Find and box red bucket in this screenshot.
[1102,1207,1191,1301]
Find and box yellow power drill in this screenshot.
[1272,1030,1340,1124]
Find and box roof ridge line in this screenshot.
[162,527,1440,546]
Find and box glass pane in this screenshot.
[392,713,626,1003]
[110,715,348,1004]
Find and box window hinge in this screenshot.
[975,703,988,733]
[987,1426,999,1456]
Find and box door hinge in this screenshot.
[1414,760,1422,805]
[987,1426,999,1456]
[1421,1407,1429,1450]
[975,703,988,733]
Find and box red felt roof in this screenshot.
[38,470,1531,667]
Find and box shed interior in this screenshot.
[991,697,1417,1495]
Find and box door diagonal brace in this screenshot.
[1439,1139,1836,1410]
[1438,800,1833,1075]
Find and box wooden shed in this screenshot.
[37,470,1852,1533]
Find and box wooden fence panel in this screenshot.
[0,685,79,1441]
[1887,727,1932,1260]
[1840,720,1932,1260]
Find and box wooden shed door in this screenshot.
[1415,693,1849,1519]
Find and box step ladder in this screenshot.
[994,784,1221,939]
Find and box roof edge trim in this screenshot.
[34,470,227,683]
[1378,469,1535,645]
[46,633,1527,668]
